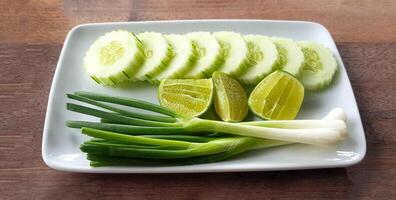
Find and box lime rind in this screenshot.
[212,71,248,122]
[158,79,214,117]
[248,71,304,120]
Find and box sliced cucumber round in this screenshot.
[239,35,278,84]
[133,32,172,81]
[83,30,144,85]
[272,37,304,76]
[151,34,197,83]
[297,41,337,90]
[184,32,223,78]
[213,31,250,76]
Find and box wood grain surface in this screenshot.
[0,0,395,199]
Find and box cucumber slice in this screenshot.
[83,30,144,85]
[272,37,304,76]
[238,35,278,84]
[184,32,223,78]
[213,31,250,76]
[151,34,197,83]
[133,32,172,81]
[297,41,337,90]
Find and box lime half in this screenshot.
[212,71,248,122]
[248,71,304,120]
[158,79,213,117]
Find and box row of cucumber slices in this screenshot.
[84,30,337,90]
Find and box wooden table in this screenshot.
[1,0,395,199]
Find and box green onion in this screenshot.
[74,91,180,118]
[65,91,347,166]
[80,128,288,160]
[66,92,346,146]
[66,121,189,135]
[139,135,216,143]
[67,94,176,123]
[83,137,288,166]
[85,140,185,150]
[82,127,193,148]
[184,118,344,146]
[67,103,180,127]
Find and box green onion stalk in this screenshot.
[66,91,347,166]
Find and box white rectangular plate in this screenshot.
[42,20,366,173]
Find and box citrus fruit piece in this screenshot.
[212,71,248,122]
[158,79,213,117]
[248,71,304,120]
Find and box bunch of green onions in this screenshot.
[66,91,347,167]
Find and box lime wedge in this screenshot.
[248,71,304,120]
[158,79,213,117]
[212,71,248,122]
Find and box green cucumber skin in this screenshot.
[238,35,279,85]
[184,32,224,79]
[84,30,337,91]
[271,37,304,78]
[86,32,145,86]
[144,44,174,82]
[169,54,198,79]
[95,50,144,86]
[132,32,173,82]
[148,34,199,84]
[213,32,250,78]
[197,53,224,78]
[273,44,295,74]
[297,41,338,91]
[184,53,223,79]
[228,58,251,78]
[148,56,197,85]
